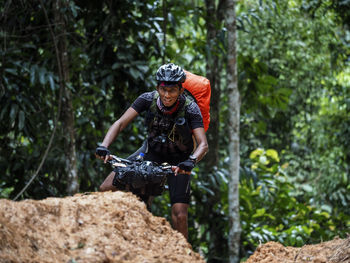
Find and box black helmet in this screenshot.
[156,63,186,84]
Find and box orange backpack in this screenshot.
[183,70,211,132]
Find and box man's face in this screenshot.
[157,85,183,107]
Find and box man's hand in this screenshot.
[95,146,110,163]
[174,159,195,176]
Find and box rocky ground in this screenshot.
[1,191,349,263]
[245,236,350,263]
[0,191,204,263]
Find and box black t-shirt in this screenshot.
[131,91,204,165]
[131,91,204,130]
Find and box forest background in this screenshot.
[1,0,350,262]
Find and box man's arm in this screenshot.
[191,127,209,163]
[98,107,139,162]
[174,127,208,175]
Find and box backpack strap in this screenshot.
[183,89,196,103]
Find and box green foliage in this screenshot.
[1,0,166,199]
[234,4,350,260]
[240,148,349,257]
[188,163,230,262]
[0,182,14,199]
[1,1,350,262]
[282,70,350,216]
[237,0,342,152]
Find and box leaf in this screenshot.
[259,155,268,165]
[250,148,264,159]
[4,68,17,76]
[18,111,25,130]
[129,68,141,80]
[136,64,149,73]
[0,185,14,198]
[112,63,122,70]
[301,184,313,193]
[48,74,55,91]
[320,204,332,214]
[217,170,228,184]
[10,104,19,125]
[197,184,215,196]
[0,103,9,120]
[266,149,279,162]
[253,208,266,218]
[69,1,79,17]
[39,67,46,85]
[137,43,145,54]
[30,65,37,85]
[155,32,164,42]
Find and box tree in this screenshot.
[53,0,79,195]
[0,0,164,200]
[2,1,350,261]
[226,0,241,262]
[205,0,226,169]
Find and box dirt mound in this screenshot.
[246,236,350,263]
[0,191,204,263]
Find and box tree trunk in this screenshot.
[203,1,228,261]
[226,1,241,262]
[205,0,220,170]
[54,1,79,195]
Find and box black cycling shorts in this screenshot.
[143,149,191,205]
[167,172,191,205]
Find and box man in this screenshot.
[96,63,208,239]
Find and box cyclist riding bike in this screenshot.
[95,63,208,239]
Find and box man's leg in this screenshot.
[171,202,189,240]
[99,171,118,192]
[167,172,191,240]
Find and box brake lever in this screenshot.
[110,155,133,164]
[106,154,132,167]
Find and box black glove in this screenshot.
[95,146,110,157]
[177,159,195,172]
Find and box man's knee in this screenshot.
[99,172,117,192]
[172,204,188,220]
[99,184,109,192]
[173,211,187,222]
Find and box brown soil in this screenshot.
[0,191,204,263]
[246,236,350,263]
